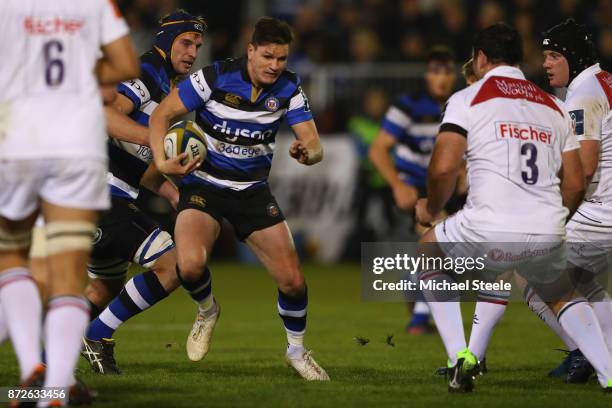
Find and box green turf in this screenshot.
[1,262,610,407]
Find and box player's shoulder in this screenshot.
[568,68,610,108]
[212,57,243,75]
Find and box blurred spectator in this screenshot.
[600,27,612,70]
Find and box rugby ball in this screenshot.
[164,120,207,165]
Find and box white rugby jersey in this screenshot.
[0,0,129,160]
[441,66,578,235]
[565,64,612,224]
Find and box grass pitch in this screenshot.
[1,262,610,407]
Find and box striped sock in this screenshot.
[0,268,42,380]
[177,266,215,313]
[86,271,168,340]
[278,288,307,356]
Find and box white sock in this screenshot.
[468,301,507,361]
[421,271,466,364]
[558,300,612,388]
[43,296,90,390]
[525,287,577,350]
[586,287,612,354]
[287,343,305,358]
[428,301,466,364]
[0,268,42,381]
[413,301,430,314]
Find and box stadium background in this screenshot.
[2,2,612,406]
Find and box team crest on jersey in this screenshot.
[224,93,242,108]
[189,195,207,208]
[267,203,280,217]
[264,96,280,112]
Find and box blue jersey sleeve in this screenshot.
[286,85,314,126]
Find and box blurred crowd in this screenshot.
[116,0,612,71]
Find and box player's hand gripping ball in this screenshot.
[164,120,208,165]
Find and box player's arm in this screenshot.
[289,120,323,165]
[149,88,200,175]
[105,93,149,146]
[568,96,604,185]
[560,148,585,221]
[369,129,419,210]
[97,36,139,85]
[424,131,467,217]
[140,162,179,209]
[579,140,600,185]
[369,130,401,187]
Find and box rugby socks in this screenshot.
[178,266,216,314]
[468,290,509,361]
[0,268,42,381]
[420,270,465,365]
[584,283,612,353]
[87,271,169,340]
[43,296,89,390]
[278,288,307,358]
[557,299,612,388]
[409,301,430,326]
[524,285,577,351]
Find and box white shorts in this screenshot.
[566,211,612,274]
[434,211,566,281]
[0,158,110,220]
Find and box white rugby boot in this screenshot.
[186,300,220,361]
[286,349,330,381]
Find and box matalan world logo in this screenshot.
[495,121,554,145]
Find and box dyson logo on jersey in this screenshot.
[212,121,273,141]
[24,16,84,35]
[496,122,553,145]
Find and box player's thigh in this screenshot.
[40,158,109,218]
[174,209,220,273]
[246,221,303,289]
[0,160,41,269]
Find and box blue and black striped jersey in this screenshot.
[381,92,442,189]
[108,49,174,200]
[177,56,313,190]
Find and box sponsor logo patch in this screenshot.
[569,109,585,136]
[267,203,280,217]
[189,195,207,208]
[224,93,242,108]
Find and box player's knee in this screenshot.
[0,226,32,253]
[177,249,208,282]
[45,221,96,255]
[134,229,174,269]
[278,268,305,296]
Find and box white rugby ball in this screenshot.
[163,120,207,165]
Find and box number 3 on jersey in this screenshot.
[521,142,538,184]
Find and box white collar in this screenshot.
[482,65,525,80]
[568,63,601,92]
